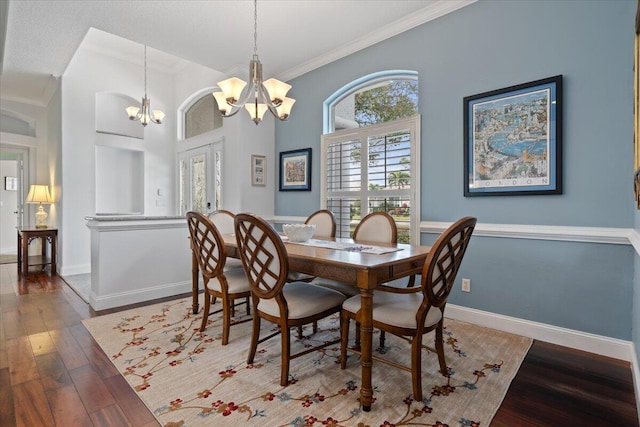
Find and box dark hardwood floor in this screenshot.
[0,263,638,427]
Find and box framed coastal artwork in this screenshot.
[279,148,311,191]
[634,1,640,208]
[463,75,563,196]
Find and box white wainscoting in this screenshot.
[86,216,192,311]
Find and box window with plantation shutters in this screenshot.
[321,116,420,243]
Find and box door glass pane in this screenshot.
[190,154,207,214]
[214,151,221,211]
[179,159,187,215]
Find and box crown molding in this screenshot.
[277,0,477,82]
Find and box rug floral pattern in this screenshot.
[83,297,532,427]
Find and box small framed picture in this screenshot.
[463,75,563,196]
[279,148,311,191]
[251,155,266,186]
[4,176,17,191]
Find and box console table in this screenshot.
[17,227,57,276]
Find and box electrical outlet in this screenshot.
[461,278,471,292]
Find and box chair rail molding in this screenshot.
[274,217,634,246]
[629,228,640,255]
[422,221,633,245]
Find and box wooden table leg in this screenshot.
[357,270,375,412]
[51,234,57,276]
[191,250,199,314]
[41,236,46,272]
[17,232,22,275]
[22,235,29,275]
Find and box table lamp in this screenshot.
[25,184,53,229]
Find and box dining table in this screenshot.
[190,232,430,412]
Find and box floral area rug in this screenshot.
[82,296,532,427]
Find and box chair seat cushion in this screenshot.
[310,278,359,297]
[342,291,442,330]
[224,257,244,270]
[206,267,251,294]
[258,282,347,320]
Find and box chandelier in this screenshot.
[126,45,165,126]
[213,0,295,125]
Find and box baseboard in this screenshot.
[446,304,633,361]
[631,343,640,423]
[89,280,191,311]
[59,263,91,276]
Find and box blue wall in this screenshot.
[275,1,636,340]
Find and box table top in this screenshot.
[222,233,430,271]
[18,227,58,233]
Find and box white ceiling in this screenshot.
[0,0,475,106]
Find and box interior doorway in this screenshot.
[0,144,29,258]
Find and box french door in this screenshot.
[178,144,221,215]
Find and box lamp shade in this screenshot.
[25,185,53,204]
[218,77,247,103]
[263,78,291,104]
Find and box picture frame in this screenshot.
[634,7,640,207]
[463,75,563,196]
[279,148,311,191]
[4,176,17,191]
[251,155,266,187]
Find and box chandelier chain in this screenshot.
[144,45,148,96]
[253,0,258,57]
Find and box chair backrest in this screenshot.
[421,216,476,311]
[207,209,236,235]
[353,212,397,244]
[234,213,288,300]
[305,209,336,238]
[186,211,227,280]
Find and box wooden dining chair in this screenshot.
[287,209,337,284]
[234,213,347,386]
[339,216,477,401]
[287,209,338,338]
[313,212,398,297]
[305,209,336,238]
[313,211,417,347]
[186,211,251,345]
[208,209,243,270]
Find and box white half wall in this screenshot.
[86,216,191,311]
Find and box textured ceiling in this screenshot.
[0,0,475,106]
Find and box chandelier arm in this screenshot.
[257,83,280,112]
[220,105,245,118]
[224,82,255,109]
